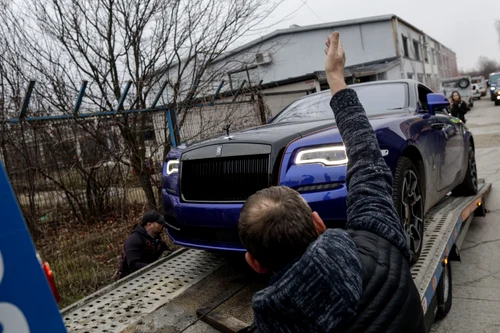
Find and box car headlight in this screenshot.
[165,160,179,175]
[295,145,348,166]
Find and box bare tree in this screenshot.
[0,0,280,210]
[477,56,500,78]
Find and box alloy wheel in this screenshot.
[400,169,424,257]
[469,147,478,191]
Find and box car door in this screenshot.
[433,112,464,190]
[417,85,458,192]
[415,85,446,196]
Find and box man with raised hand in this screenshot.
[238,32,426,332]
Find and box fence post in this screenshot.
[211,80,225,105]
[151,81,169,108]
[114,81,133,114]
[255,80,267,124]
[73,81,88,115]
[166,108,179,148]
[18,80,36,119]
[232,80,247,103]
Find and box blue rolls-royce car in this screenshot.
[162,80,478,263]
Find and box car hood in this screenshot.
[285,112,407,150]
[182,118,336,152]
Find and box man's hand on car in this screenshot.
[324,32,347,96]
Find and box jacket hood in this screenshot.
[251,229,363,332]
[132,224,150,237]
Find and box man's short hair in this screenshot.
[238,186,318,272]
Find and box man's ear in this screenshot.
[245,252,269,274]
[312,211,326,235]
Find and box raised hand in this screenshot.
[324,32,347,96]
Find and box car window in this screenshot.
[271,82,409,123]
[490,74,500,86]
[417,85,433,112]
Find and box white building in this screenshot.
[151,14,459,150]
[193,14,458,116]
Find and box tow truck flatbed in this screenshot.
[62,181,492,333]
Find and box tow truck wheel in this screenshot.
[436,262,453,319]
[452,145,478,196]
[392,157,425,266]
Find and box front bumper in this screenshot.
[162,184,348,251]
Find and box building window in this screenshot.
[402,35,409,57]
[407,72,414,79]
[424,47,429,63]
[413,39,420,61]
[431,48,435,65]
[417,74,424,83]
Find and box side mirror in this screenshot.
[427,93,450,115]
[267,115,274,123]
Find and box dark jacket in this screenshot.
[251,89,425,333]
[116,225,167,279]
[450,100,467,122]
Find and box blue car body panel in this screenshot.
[162,80,473,251]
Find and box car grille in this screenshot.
[181,155,270,202]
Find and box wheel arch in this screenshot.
[400,144,426,204]
[469,134,475,150]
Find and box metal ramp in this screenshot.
[63,182,492,333]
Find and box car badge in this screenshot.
[216,145,223,156]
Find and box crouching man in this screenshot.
[116,210,168,279]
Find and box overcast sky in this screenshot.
[252,0,500,71]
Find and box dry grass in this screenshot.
[34,206,176,308]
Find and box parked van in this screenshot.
[440,76,474,108]
[471,76,487,97]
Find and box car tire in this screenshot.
[392,157,425,265]
[495,100,500,106]
[452,145,478,196]
[436,262,453,320]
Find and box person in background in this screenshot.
[449,91,467,123]
[238,32,425,333]
[116,210,168,279]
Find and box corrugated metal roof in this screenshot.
[214,14,397,63]
[344,57,401,77]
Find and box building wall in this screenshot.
[386,65,403,80]
[262,79,318,116]
[395,20,457,91]
[152,16,458,108]
[254,20,396,84]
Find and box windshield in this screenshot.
[490,74,500,86]
[271,83,408,123]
